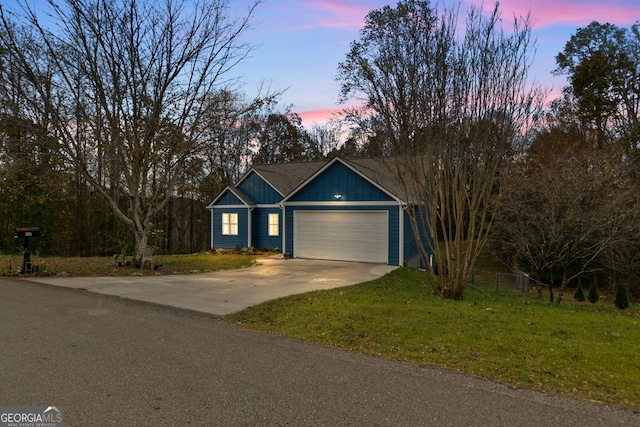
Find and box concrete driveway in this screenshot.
[24,256,398,315]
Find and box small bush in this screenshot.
[614,282,630,309]
[574,279,585,302]
[588,278,600,304]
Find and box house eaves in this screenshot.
[250,161,327,196]
[280,156,406,204]
[206,185,256,209]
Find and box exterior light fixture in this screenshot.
[333,194,342,200]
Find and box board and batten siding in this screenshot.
[287,161,394,203]
[238,172,282,204]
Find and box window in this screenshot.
[268,213,279,236]
[222,213,238,235]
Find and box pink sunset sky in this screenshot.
[233,0,639,128]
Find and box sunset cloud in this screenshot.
[306,0,375,29]
[298,107,344,125]
[236,0,639,130]
[468,0,639,28]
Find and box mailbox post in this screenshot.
[14,227,40,274]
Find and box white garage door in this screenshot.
[294,210,388,263]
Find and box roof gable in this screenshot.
[208,156,419,207]
[207,185,255,208]
[249,161,326,195]
[283,157,403,203]
[237,170,282,205]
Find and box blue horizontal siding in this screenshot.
[403,208,433,268]
[253,208,282,250]
[212,208,249,249]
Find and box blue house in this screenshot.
[207,156,432,267]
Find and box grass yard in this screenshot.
[225,268,640,411]
[3,250,638,410]
[0,252,259,276]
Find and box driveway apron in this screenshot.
[24,256,397,315]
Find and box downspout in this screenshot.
[399,204,405,267]
[279,203,286,256]
[209,207,214,249]
[248,207,254,248]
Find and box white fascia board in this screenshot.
[283,201,401,207]
[207,186,251,209]
[280,157,404,204]
[280,157,340,203]
[236,168,285,198]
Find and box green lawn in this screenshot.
[3,251,638,409]
[225,268,640,410]
[0,252,259,276]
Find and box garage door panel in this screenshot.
[294,211,388,264]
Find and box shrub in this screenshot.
[587,278,600,304]
[614,282,630,309]
[574,279,585,302]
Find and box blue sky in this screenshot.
[232,0,640,128]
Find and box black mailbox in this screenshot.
[14,227,41,239]
[14,227,40,274]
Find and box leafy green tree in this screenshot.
[337,0,543,299]
[614,282,630,309]
[253,111,322,165]
[588,278,600,304]
[555,21,640,156]
[574,280,586,302]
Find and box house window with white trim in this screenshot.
[222,213,238,235]
[268,213,279,236]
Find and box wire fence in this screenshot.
[471,270,531,296]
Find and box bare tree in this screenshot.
[308,123,342,157]
[337,0,544,299]
[0,0,261,264]
[493,141,637,304]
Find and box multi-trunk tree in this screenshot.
[0,0,262,264]
[336,0,543,299]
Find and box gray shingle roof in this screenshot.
[250,160,327,195]
[227,185,255,206]
[345,157,410,201]
[213,156,423,206]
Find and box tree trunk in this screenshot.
[132,228,149,267]
[555,271,569,305]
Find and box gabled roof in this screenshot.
[209,155,422,206]
[249,161,327,196]
[280,156,409,204]
[207,185,255,209]
[344,157,410,201]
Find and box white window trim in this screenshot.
[222,213,238,236]
[268,213,279,236]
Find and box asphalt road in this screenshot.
[1,278,638,426]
